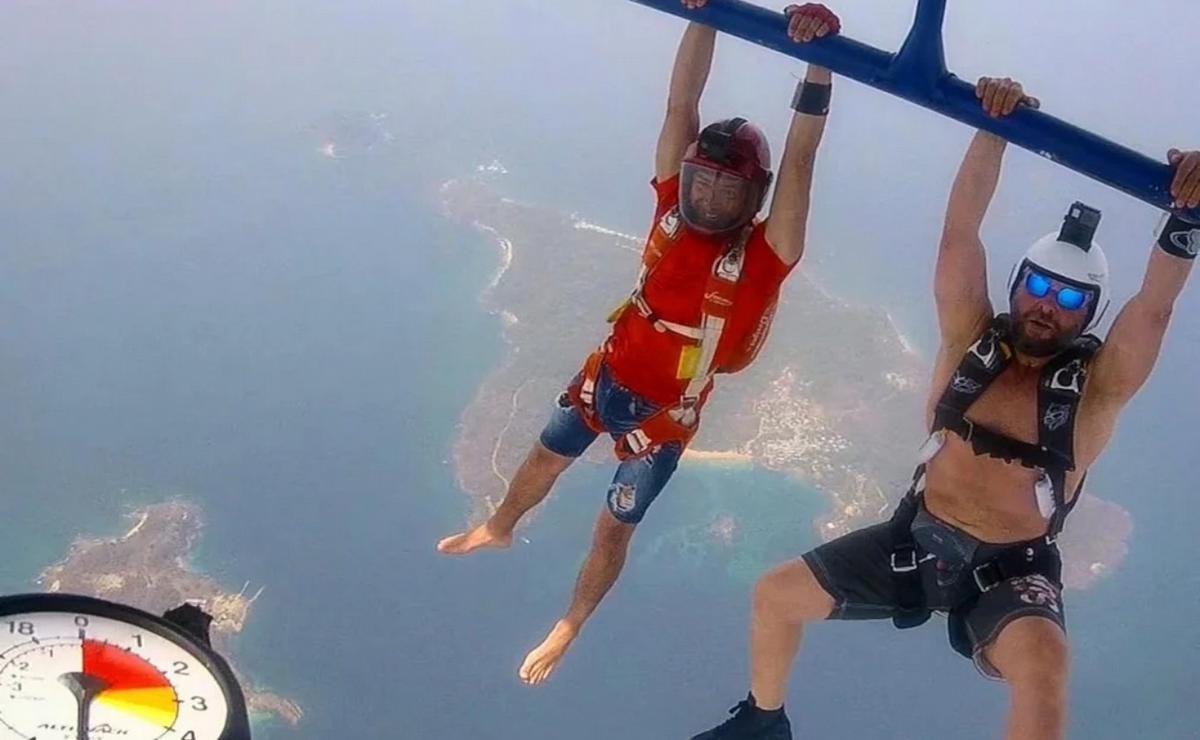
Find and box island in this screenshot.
[439,163,1132,591]
[36,500,304,727]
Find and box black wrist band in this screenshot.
[1156,213,1200,260]
[791,80,831,116]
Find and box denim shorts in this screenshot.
[539,363,683,525]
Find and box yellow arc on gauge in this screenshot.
[96,686,179,726]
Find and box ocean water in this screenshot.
[4,149,1192,738]
[2,1,1197,738]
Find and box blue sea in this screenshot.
[1,2,1197,738]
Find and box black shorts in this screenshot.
[801,504,1066,679]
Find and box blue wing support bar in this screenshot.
[629,0,1200,223]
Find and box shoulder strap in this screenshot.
[932,315,1014,429]
[680,225,754,404]
[933,315,1065,470]
[1038,333,1102,536]
[626,205,685,320]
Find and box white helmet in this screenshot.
[1007,202,1111,334]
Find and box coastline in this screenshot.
[682,448,755,466]
[437,165,1135,591]
[35,501,304,727]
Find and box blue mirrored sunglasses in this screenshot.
[1024,269,1090,311]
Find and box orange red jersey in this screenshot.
[604,174,796,405]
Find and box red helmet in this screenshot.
[679,118,774,236]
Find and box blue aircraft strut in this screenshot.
[629,0,1200,223]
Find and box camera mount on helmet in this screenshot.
[697,117,744,167]
[1058,202,1101,251]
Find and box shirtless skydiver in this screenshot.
[692,73,1200,740]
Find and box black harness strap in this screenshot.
[889,471,930,629]
[889,316,1100,630]
[1037,335,1101,537]
[889,486,1064,631]
[934,317,1013,421]
[968,543,1062,593]
[934,413,1059,469]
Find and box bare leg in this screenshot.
[985,616,1071,740]
[748,559,836,709]
[519,508,636,685]
[437,441,575,554]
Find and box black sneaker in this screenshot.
[690,696,792,740]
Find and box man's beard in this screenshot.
[1012,315,1077,357]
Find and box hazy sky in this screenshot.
[393,0,1200,337]
[1,3,1197,737]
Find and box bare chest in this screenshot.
[923,353,1112,540]
[927,356,1040,443]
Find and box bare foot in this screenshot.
[436,521,512,554]
[519,620,579,685]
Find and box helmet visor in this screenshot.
[679,161,754,235]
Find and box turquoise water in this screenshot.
[2,127,1195,739]
[2,2,1197,738]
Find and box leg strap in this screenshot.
[566,349,609,435]
[889,484,930,630]
[615,405,698,460]
[966,540,1062,595]
[567,348,705,461]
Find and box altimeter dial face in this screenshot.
[0,609,231,740]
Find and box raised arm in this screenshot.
[1088,150,1200,408]
[655,15,716,183]
[935,130,1001,345]
[763,5,839,266]
[935,78,1038,347]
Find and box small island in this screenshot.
[439,163,1132,591]
[36,500,304,726]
